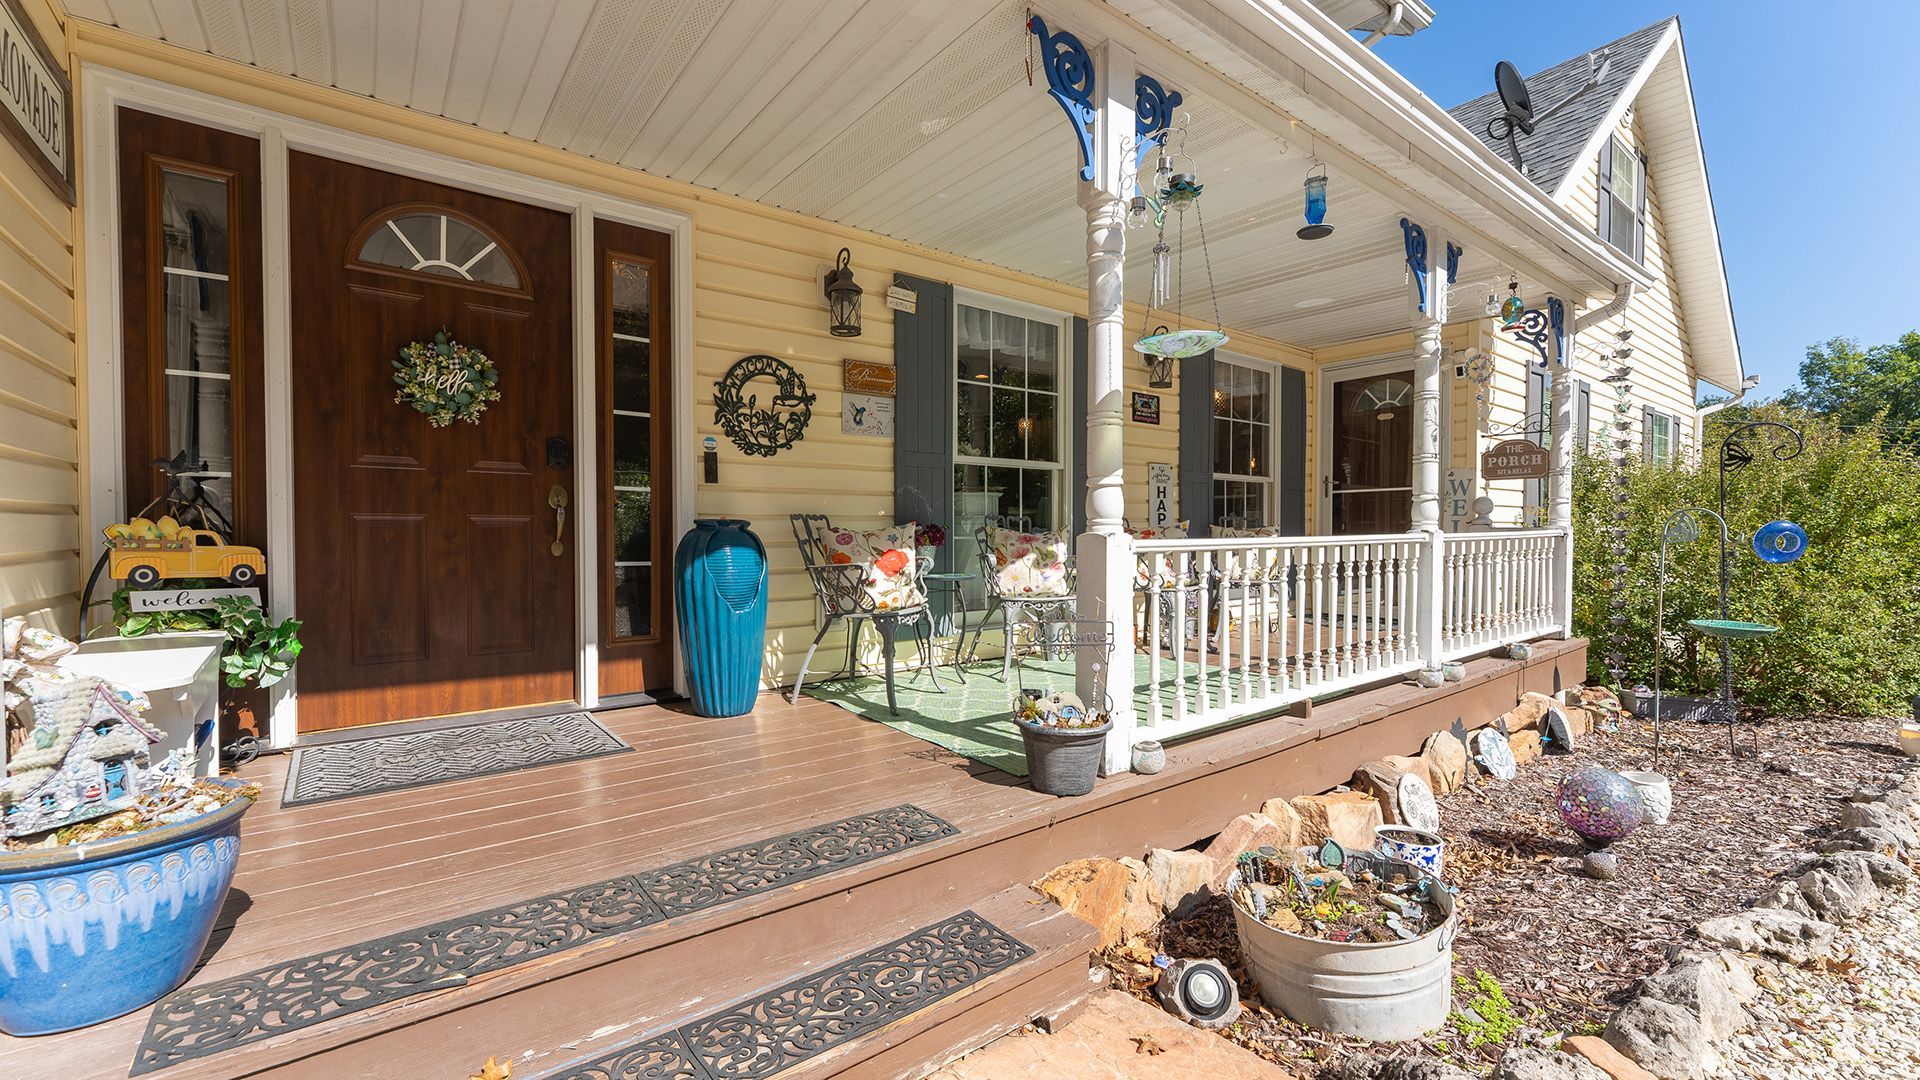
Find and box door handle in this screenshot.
[548,485,569,557]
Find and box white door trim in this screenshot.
[79,65,697,747]
[1315,353,1450,534]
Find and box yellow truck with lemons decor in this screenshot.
[103,516,266,588]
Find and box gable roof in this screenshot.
[1445,18,1743,393]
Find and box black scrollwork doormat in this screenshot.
[546,911,1033,1080]
[280,711,632,806]
[130,805,960,1074]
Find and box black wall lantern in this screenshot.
[824,248,862,337]
[1142,326,1176,389]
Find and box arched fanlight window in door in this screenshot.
[1350,377,1413,414]
[355,210,524,289]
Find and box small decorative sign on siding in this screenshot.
[1482,438,1550,480]
[843,359,896,396]
[0,0,72,203]
[842,392,894,437]
[1131,392,1161,425]
[129,587,262,613]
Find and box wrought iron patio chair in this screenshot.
[964,517,1077,682]
[789,514,941,715]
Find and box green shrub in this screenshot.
[1574,405,1920,716]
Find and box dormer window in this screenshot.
[1598,134,1647,261]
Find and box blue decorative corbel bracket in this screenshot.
[1134,75,1182,174]
[1445,241,1463,285]
[1400,218,1430,314]
[1548,296,1566,366]
[1029,16,1097,182]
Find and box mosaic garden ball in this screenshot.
[1556,766,1642,848]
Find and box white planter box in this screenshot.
[58,631,224,777]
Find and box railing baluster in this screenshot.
[1173,550,1190,725]
[1147,551,1164,728]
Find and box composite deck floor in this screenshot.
[1,642,1582,1079]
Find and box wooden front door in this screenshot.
[1328,368,1414,535]
[290,152,575,731]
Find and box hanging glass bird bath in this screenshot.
[1135,325,1227,358]
[1753,520,1808,564]
[1687,619,1780,640]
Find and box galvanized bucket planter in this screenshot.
[0,780,253,1034]
[1018,717,1111,797]
[1228,854,1456,1041]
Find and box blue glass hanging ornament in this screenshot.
[1499,280,1525,325]
[1298,164,1333,240]
[1753,520,1808,564]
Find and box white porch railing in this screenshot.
[1438,530,1564,660]
[1123,528,1569,747]
[1131,534,1425,742]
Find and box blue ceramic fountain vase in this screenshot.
[674,519,769,718]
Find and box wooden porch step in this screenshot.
[132,808,1092,1080]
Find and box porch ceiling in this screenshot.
[69,0,1546,348]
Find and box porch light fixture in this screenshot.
[1142,328,1177,388]
[824,248,862,337]
[1297,163,1333,240]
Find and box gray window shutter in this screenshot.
[1642,405,1656,460]
[894,275,954,625]
[1179,350,1214,536]
[1526,366,1548,513]
[1597,138,1614,242]
[1069,316,1088,537]
[1633,149,1650,260]
[1576,380,1592,452]
[1279,365,1307,534]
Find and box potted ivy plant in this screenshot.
[209,596,302,690]
[1015,689,1111,797]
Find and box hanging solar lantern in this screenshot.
[824,247,862,337]
[1499,280,1525,325]
[1298,163,1333,240]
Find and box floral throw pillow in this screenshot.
[821,523,924,611]
[1215,525,1287,579]
[1126,522,1189,590]
[987,527,1071,598]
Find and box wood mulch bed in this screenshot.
[1108,707,1903,1077]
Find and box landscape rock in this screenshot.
[1602,997,1721,1079]
[1582,851,1619,880]
[1352,760,1434,826]
[1337,1056,1475,1080]
[1816,826,1902,855]
[1491,1046,1609,1080]
[1146,847,1217,919]
[1509,728,1543,766]
[1420,730,1469,793]
[1203,813,1288,885]
[1256,796,1305,849]
[1508,691,1557,730]
[1694,908,1838,964]
[1383,753,1437,791]
[1560,1035,1656,1080]
[1797,849,1911,887]
[1291,790,1385,851]
[1754,851,1880,924]
[1838,799,1919,852]
[1634,952,1752,1040]
[1034,857,1161,950]
[1562,705,1594,738]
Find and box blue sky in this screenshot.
[1372,2,1920,400]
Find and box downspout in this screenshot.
[1695,374,1760,449]
[1359,2,1406,47]
[1573,281,1636,334]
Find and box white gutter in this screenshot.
[1359,2,1406,47]
[1696,374,1761,446]
[1574,282,1636,334]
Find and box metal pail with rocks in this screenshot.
[1228,850,1455,1041]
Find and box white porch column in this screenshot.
[1402,219,1452,673]
[1076,41,1137,774]
[1547,297,1576,637]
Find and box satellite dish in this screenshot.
[1494,61,1535,135]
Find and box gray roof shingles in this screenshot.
[1447,18,1675,197]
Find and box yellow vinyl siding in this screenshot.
[0,0,80,632]
[1562,110,1698,455]
[62,22,1314,688]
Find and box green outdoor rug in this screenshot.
[801,656,1274,777]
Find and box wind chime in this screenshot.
[1601,327,1636,701]
[1126,120,1228,388]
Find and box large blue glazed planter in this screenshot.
[0,781,251,1035]
[675,518,769,718]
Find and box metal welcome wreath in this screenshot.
[713,354,816,457]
